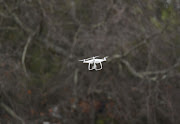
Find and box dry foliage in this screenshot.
[0,0,180,124]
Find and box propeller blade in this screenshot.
[94,56,99,58]
[80,56,99,61]
[85,56,98,60]
[85,57,93,60]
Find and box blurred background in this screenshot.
[0,0,180,124]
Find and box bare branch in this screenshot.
[40,38,68,56]
[3,2,32,33]
[22,30,38,76]
[0,12,11,18]
[141,58,180,76]
[120,58,180,80]
[109,40,148,61]
[22,35,32,75]
[37,0,47,17]
[69,25,82,57]
[0,27,18,31]
[120,59,144,79]
[71,68,79,110]
[3,1,68,57]
[0,102,25,124]
[123,39,147,57]
[110,28,166,61]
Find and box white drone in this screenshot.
[79,56,108,71]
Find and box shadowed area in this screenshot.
[0,0,180,124]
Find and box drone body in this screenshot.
[79,56,108,71]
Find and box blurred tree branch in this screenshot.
[119,58,180,81]
[0,102,25,124]
[3,1,32,33]
[109,26,179,80]
[3,0,69,58]
[22,29,39,76]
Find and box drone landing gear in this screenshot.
[95,62,102,71]
[88,63,96,70]
[88,63,102,71]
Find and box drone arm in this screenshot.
[79,60,85,63]
[103,56,108,61]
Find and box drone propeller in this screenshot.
[103,56,108,61]
[79,56,99,62]
[94,56,99,58]
[85,56,99,60]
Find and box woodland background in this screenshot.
[0,0,180,124]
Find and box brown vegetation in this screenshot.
[0,0,180,124]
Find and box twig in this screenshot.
[3,2,32,33]
[120,59,144,79]
[0,102,25,124]
[39,38,68,56]
[141,58,180,76]
[120,58,180,80]
[0,12,11,18]
[68,25,82,58]
[109,40,147,61]
[92,21,105,29]
[122,39,147,57]
[72,25,81,49]
[0,27,18,31]
[4,1,68,56]
[11,13,32,33]
[22,28,38,76]
[110,29,164,61]
[37,0,47,17]
[21,34,33,75]
[72,69,79,110]
[4,2,37,75]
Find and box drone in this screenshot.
[79,56,108,71]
